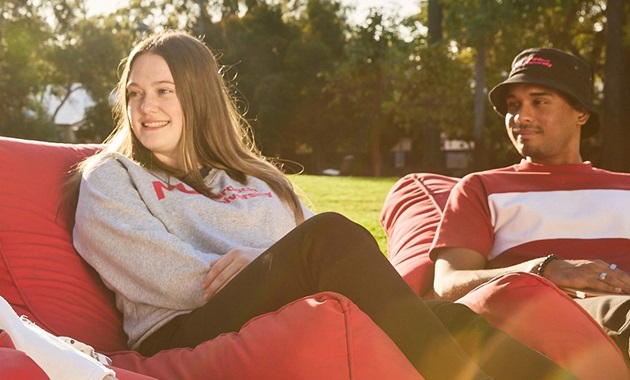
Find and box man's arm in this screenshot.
[434,247,630,301]
[433,247,541,301]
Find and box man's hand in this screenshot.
[201,247,266,300]
[545,259,630,294]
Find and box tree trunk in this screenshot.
[370,63,384,177]
[428,0,443,44]
[422,0,445,174]
[472,43,488,170]
[50,83,81,126]
[601,0,630,172]
[472,0,490,171]
[370,121,382,177]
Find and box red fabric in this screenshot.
[457,273,629,380]
[0,331,157,380]
[431,162,630,270]
[381,172,629,379]
[0,330,15,349]
[0,137,126,352]
[380,173,458,296]
[0,347,49,379]
[109,292,422,380]
[0,330,48,378]
[0,137,420,379]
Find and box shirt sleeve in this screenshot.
[429,174,496,261]
[73,158,216,311]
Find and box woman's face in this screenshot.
[126,53,185,168]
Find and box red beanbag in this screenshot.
[0,330,49,379]
[380,173,458,297]
[0,137,127,352]
[0,347,49,380]
[0,138,181,380]
[457,273,629,380]
[109,292,422,380]
[381,172,629,379]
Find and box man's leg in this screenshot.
[576,295,630,366]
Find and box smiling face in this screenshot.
[126,53,185,168]
[504,83,589,165]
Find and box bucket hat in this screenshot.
[489,47,600,138]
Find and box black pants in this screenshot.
[576,295,630,367]
[139,213,573,380]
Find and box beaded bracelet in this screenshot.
[533,254,558,277]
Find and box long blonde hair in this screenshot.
[66,30,304,223]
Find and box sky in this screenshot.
[85,0,421,24]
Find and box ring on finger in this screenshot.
[599,272,608,281]
[610,263,618,271]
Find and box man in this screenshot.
[430,47,630,362]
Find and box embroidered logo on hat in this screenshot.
[516,55,553,69]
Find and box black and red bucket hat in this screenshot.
[489,47,600,138]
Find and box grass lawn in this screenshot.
[289,175,400,254]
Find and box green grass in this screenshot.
[289,175,399,254]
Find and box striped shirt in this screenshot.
[431,160,630,270]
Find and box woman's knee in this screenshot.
[303,212,370,240]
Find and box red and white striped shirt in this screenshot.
[431,160,630,271]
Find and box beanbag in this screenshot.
[0,347,49,380]
[380,173,458,296]
[457,273,629,380]
[0,138,125,351]
[109,292,422,380]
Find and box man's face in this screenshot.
[504,84,589,165]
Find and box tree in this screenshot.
[45,16,129,140]
[421,0,446,173]
[0,1,54,139]
[219,2,302,156]
[601,0,630,172]
[323,11,408,176]
[5,0,625,174]
[0,0,131,141]
[202,0,348,175]
[280,0,347,173]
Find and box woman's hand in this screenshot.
[201,247,265,300]
[545,259,630,294]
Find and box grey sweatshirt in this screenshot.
[73,153,311,349]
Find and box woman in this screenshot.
[71,30,572,380]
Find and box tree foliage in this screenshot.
[1,0,628,174]
[0,0,131,141]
